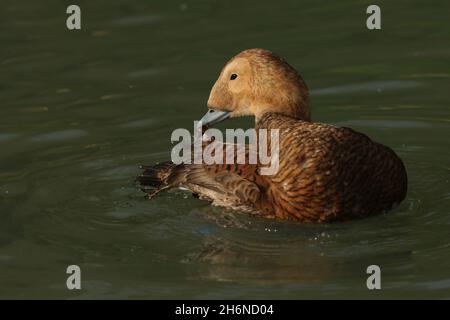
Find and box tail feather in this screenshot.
[136,161,180,198]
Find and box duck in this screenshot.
[137,48,407,222]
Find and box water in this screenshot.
[1,0,449,299]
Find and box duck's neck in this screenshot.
[255,113,296,132]
[255,109,311,129]
[253,102,310,125]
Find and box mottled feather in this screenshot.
[137,48,407,222]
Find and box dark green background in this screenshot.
[0,0,449,298]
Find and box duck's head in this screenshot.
[199,48,310,128]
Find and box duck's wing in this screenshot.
[182,164,261,209]
[137,143,263,211]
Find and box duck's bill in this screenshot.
[197,109,230,128]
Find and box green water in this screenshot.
[1,0,450,299]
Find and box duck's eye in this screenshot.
[230,73,238,80]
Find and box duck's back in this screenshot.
[256,113,408,222]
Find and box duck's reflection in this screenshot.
[183,208,334,284]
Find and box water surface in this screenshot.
[1,0,450,299]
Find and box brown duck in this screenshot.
[137,48,407,222]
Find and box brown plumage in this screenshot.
[137,48,407,222]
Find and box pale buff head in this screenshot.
[206,48,310,123]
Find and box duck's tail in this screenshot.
[136,161,181,198]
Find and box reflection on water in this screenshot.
[112,15,163,27]
[0,134,19,143]
[183,231,335,284]
[0,0,450,299]
[30,129,88,142]
[311,80,421,95]
[334,119,431,128]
